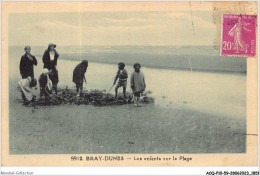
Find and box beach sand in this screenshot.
[10,89,246,154]
[9,52,246,154]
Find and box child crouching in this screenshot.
[17,76,37,105]
[130,63,146,107]
[38,69,53,97]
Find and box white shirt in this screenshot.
[17,77,33,101]
[49,52,55,61]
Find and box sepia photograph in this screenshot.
[1,1,258,167]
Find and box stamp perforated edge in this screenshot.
[220,13,257,58]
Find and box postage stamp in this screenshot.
[221,14,257,57]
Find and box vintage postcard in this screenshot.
[1,1,258,167]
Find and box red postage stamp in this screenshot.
[221,14,257,57]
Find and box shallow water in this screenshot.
[9,56,246,118]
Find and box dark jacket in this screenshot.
[19,54,37,79]
[73,63,87,85]
[42,49,59,70]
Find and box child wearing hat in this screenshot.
[113,62,128,100]
[130,63,146,107]
[17,76,37,105]
[73,60,88,97]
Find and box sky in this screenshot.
[9,11,216,47]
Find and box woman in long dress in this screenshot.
[42,43,59,94]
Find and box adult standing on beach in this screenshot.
[19,46,37,79]
[42,43,59,94]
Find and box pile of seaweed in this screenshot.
[32,88,155,107]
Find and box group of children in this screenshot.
[18,44,146,107]
[113,62,146,107]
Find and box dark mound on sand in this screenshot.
[32,88,155,107]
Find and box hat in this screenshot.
[48,43,56,48]
[42,68,49,74]
[24,45,31,50]
[118,62,125,68]
[133,63,141,68]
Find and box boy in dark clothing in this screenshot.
[19,46,37,79]
[73,60,88,97]
[113,62,128,100]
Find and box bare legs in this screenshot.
[133,92,142,107]
[115,86,126,100]
[134,97,141,107]
[115,86,119,100]
[76,84,83,97]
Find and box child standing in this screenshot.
[114,62,128,100]
[17,76,37,105]
[73,60,88,97]
[130,63,146,107]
